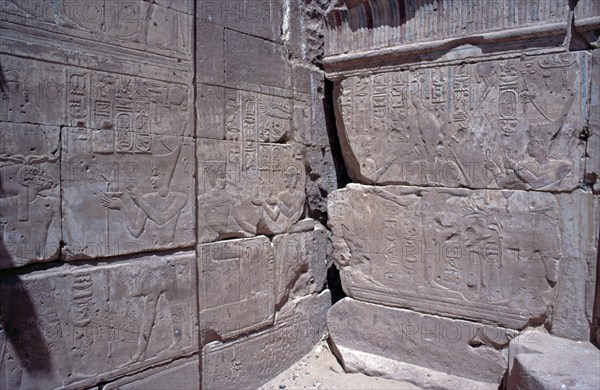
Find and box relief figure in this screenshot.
[101,138,186,245]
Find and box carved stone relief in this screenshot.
[198,139,305,243]
[0,252,197,389]
[0,55,192,136]
[62,128,195,259]
[0,124,61,269]
[198,84,293,142]
[0,0,193,59]
[325,0,572,57]
[199,236,275,343]
[202,290,331,390]
[334,52,592,190]
[328,184,598,329]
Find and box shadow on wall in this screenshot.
[0,62,54,388]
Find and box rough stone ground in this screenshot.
[259,341,420,390]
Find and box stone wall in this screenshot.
[0,1,337,388]
[324,0,600,387]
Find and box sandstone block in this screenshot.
[198,139,305,243]
[0,251,198,389]
[507,330,600,390]
[103,356,199,390]
[328,298,514,388]
[0,124,61,269]
[202,290,331,390]
[328,184,598,331]
[333,51,592,191]
[273,222,333,310]
[224,29,291,90]
[199,236,275,343]
[62,130,195,260]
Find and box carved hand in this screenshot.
[100,195,122,210]
[126,182,142,203]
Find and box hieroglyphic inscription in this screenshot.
[199,236,274,342]
[199,84,292,142]
[0,56,191,137]
[61,128,195,259]
[67,70,191,137]
[336,52,590,191]
[0,252,197,389]
[328,184,574,329]
[0,124,61,269]
[0,0,193,59]
[198,139,305,243]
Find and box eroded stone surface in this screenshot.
[0,123,61,269]
[0,251,197,389]
[198,139,305,243]
[328,298,514,387]
[273,222,333,309]
[203,290,331,390]
[334,51,591,190]
[507,330,600,390]
[324,0,572,57]
[199,236,275,343]
[62,129,195,260]
[328,184,598,330]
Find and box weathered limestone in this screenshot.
[0,124,61,268]
[328,184,599,331]
[198,139,305,243]
[203,290,331,390]
[506,330,600,390]
[62,130,195,260]
[0,251,197,389]
[332,51,593,190]
[328,298,515,388]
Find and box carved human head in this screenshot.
[283,165,299,188]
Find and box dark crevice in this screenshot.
[327,265,346,305]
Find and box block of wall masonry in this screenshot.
[0,252,197,389]
[328,298,515,388]
[328,184,599,331]
[197,139,305,243]
[0,55,193,135]
[199,236,275,342]
[323,0,577,58]
[273,222,333,310]
[0,124,61,269]
[506,330,600,390]
[0,0,193,60]
[103,356,199,390]
[61,128,195,259]
[202,290,331,390]
[332,51,595,190]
